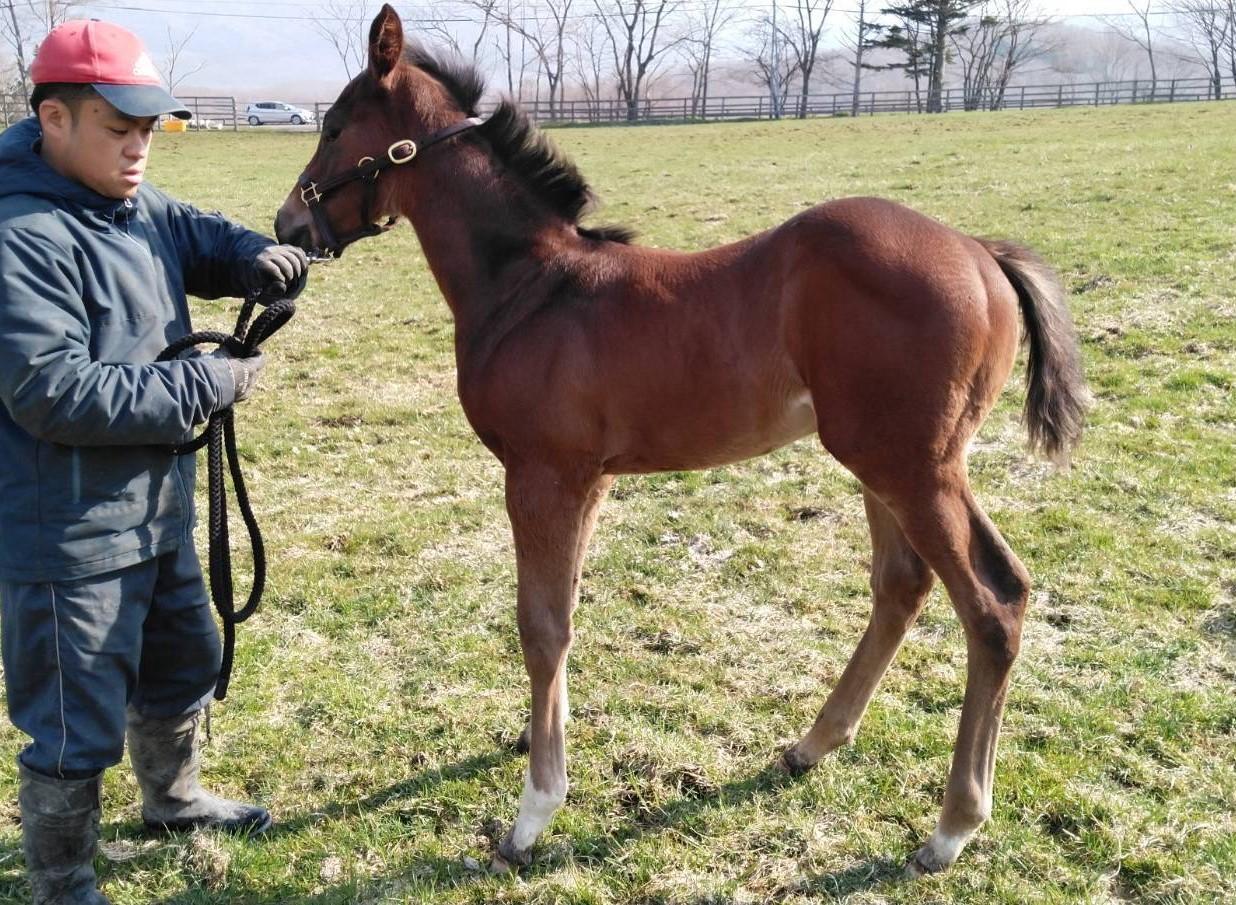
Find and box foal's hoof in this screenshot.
[778,745,816,777]
[905,845,951,878]
[490,833,533,874]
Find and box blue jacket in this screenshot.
[0,117,273,582]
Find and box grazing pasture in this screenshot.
[0,100,1233,904]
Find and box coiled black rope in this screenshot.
[157,290,298,700]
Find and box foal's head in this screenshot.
[274,4,483,255]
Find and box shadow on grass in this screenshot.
[87,750,511,905]
[263,749,509,838]
[2,748,907,901]
[560,760,910,898]
[797,855,910,899]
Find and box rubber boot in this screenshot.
[18,762,111,904]
[126,708,271,834]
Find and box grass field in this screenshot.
[1,100,1233,904]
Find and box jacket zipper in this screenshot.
[112,198,194,530]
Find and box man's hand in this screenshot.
[210,349,266,404]
[249,245,309,301]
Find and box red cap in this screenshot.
[31,19,190,118]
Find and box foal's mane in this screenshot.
[404,45,635,244]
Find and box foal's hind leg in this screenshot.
[885,473,1030,875]
[515,476,613,755]
[782,489,934,773]
[493,463,605,871]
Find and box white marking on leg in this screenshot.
[509,767,566,852]
[921,824,974,868]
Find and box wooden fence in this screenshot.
[2,76,1232,132]
[512,76,1236,125]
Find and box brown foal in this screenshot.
[276,5,1087,876]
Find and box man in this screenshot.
[0,20,309,904]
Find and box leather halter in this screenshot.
[298,116,484,256]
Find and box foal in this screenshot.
[276,5,1087,875]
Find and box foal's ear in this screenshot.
[368,3,404,81]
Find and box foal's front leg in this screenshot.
[492,463,601,871]
[514,476,613,754]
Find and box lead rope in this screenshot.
[157,288,300,700]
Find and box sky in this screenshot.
[69,1,1178,102]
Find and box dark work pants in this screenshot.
[1,543,221,778]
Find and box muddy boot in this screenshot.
[18,762,111,905]
[126,708,271,835]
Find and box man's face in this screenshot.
[38,96,157,199]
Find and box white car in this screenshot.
[245,101,315,126]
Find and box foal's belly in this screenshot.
[603,389,819,474]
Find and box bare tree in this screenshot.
[487,1,524,99]
[780,0,834,118]
[746,11,800,118]
[0,0,87,109]
[571,15,609,119]
[951,3,1002,109]
[486,2,536,102]
[594,0,683,122]
[679,0,734,118]
[1102,1,1159,96]
[3,0,87,106]
[1,1,30,107]
[435,0,499,63]
[18,0,80,36]
[1171,0,1231,99]
[951,0,1053,110]
[1226,0,1236,86]
[989,1,1054,107]
[159,25,206,94]
[480,0,574,118]
[843,0,879,115]
[309,0,368,81]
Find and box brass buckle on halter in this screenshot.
[388,140,417,164]
[300,182,322,205]
[357,156,378,180]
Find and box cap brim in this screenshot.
[93,83,191,119]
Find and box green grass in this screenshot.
[2,102,1234,904]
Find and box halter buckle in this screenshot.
[300,182,322,205]
[388,140,417,164]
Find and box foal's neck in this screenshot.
[399,146,585,347]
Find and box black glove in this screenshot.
[211,348,266,404]
[248,244,309,303]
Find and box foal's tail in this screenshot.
[978,238,1089,466]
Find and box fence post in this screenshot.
[1131,79,1138,104]
[1169,79,1177,103]
[230,97,238,131]
[1020,85,1026,109]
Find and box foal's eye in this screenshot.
[323,126,342,144]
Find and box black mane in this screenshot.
[403,45,634,244]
